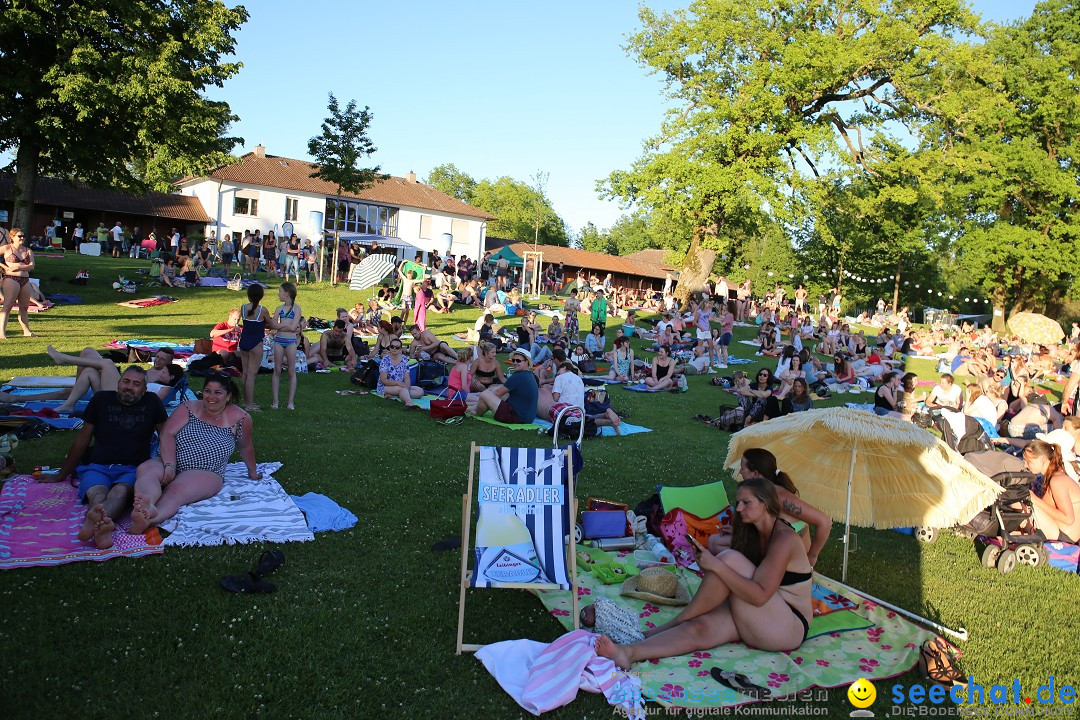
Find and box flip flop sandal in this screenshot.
[431,536,461,552]
[438,415,464,426]
[220,572,277,594]
[710,667,772,700]
[254,549,285,578]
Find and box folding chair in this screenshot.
[456,443,579,653]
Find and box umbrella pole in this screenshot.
[842,445,856,583]
[817,574,969,642]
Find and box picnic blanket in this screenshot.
[534,418,652,437]
[104,339,195,357]
[158,462,314,547]
[45,293,84,305]
[198,277,266,289]
[0,474,162,570]
[117,295,178,309]
[6,376,77,388]
[536,567,933,711]
[623,383,668,393]
[470,412,541,431]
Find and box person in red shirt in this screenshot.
[210,308,242,363]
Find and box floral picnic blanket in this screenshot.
[536,562,935,710]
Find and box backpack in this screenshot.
[351,360,379,389]
[414,360,447,390]
[578,358,597,374]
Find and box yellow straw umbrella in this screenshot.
[723,407,1003,582]
[1007,312,1065,346]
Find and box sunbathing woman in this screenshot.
[130,374,258,533]
[709,448,832,566]
[470,341,506,393]
[1024,440,1080,543]
[645,345,677,390]
[596,475,812,668]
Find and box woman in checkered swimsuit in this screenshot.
[130,375,259,533]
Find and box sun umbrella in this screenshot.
[1008,312,1065,346]
[349,253,397,292]
[723,407,1003,582]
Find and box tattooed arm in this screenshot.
[778,490,832,567]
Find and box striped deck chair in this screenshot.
[456,443,579,653]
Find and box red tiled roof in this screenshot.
[179,152,496,221]
[506,242,667,280]
[0,175,210,223]
[623,248,677,271]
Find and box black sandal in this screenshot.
[220,572,277,594]
[255,549,285,577]
[710,667,772,700]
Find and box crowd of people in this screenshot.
[6,225,1080,679]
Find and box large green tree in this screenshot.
[426,163,477,203]
[0,0,249,230]
[470,176,569,246]
[926,0,1080,317]
[601,0,980,302]
[308,93,386,284]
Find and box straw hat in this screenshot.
[620,567,690,606]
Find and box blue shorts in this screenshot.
[872,406,892,416]
[76,463,137,501]
[720,332,733,346]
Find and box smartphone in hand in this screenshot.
[684,533,699,550]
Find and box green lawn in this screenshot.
[0,254,1076,719]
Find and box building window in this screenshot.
[419,214,433,239]
[285,197,298,222]
[451,219,469,246]
[234,197,258,216]
[323,199,399,237]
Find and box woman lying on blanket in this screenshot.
[596,475,813,669]
[129,374,258,534]
[708,449,832,567]
[0,346,183,413]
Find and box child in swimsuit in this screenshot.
[271,282,302,410]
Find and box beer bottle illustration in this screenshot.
[474,449,550,584]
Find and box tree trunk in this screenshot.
[892,255,902,313]
[674,231,717,305]
[12,142,40,232]
[991,268,1008,333]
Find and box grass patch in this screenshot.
[0,254,1076,718]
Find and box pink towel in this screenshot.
[477,629,643,717]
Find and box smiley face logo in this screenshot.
[847,678,877,709]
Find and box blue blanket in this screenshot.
[623,383,666,393]
[289,493,358,533]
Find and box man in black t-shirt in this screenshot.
[39,366,167,548]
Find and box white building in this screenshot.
[175,145,494,262]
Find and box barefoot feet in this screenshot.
[129,493,157,535]
[93,509,115,549]
[78,503,105,542]
[595,635,633,670]
[46,344,63,363]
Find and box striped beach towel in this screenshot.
[159,461,314,547]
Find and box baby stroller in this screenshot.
[956,469,1047,574]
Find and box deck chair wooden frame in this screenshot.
[456,442,579,654]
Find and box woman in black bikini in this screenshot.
[595,472,813,669]
[644,344,676,390]
[470,341,505,392]
[0,228,36,339]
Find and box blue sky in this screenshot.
[214,0,1037,234]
